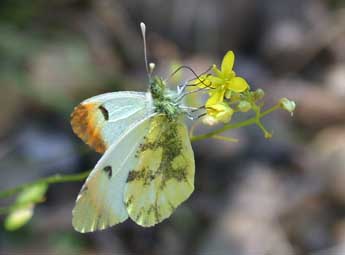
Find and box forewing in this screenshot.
[71,91,153,153]
[72,116,152,233]
[124,115,195,227]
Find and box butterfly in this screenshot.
[71,23,196,232]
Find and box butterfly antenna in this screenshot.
[171,65,215,94]
[169,65,202,80]
[140,22,152,80]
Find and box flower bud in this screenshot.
[206,102,234,123]
[253,88,265,101]
[225,90,232,99]
[230,92,241,101]
[202,115,219,126]
[237,101,251,112]
[264,132,272,139]
[279,97,296,116]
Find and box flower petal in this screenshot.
[207,76,223,87]
[206,89,225,106]
[202,115,218,126]
[227,76,249,92]
[206,102,234,123]
[212,65,223,78]
[221,51,235,75]
[238,101,251,112]
[217,107,233,123]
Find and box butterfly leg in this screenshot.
[177,81,189,96]
[181,105,206,120]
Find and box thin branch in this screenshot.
[0,170,90,200]
[190,104,280,142]
[212,135,239,143]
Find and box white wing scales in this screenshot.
[72,116,153,233]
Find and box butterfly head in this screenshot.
[150,76,182,120]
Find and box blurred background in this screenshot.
[1,0,345,254]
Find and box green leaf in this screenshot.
[4,205,33,231]
[4,183,48,231]
[17,183,48,204]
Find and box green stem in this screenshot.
[190,104,280,142]
[0,171,90,200]
[252,102,271,138]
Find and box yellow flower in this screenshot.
[197,51,249,106]
[205,101,234,123]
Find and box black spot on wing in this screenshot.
[103,166,112,179]
[99,105,109,120]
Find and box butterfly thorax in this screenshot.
[150,76,182,120]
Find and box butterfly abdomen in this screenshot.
[71,103,108,153]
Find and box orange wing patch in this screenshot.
[71,103,108,154]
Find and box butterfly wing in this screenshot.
[71,91,153,153]
[124,115,195,227]
[72,116,153,233]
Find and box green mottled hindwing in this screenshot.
[124,115,195,227]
